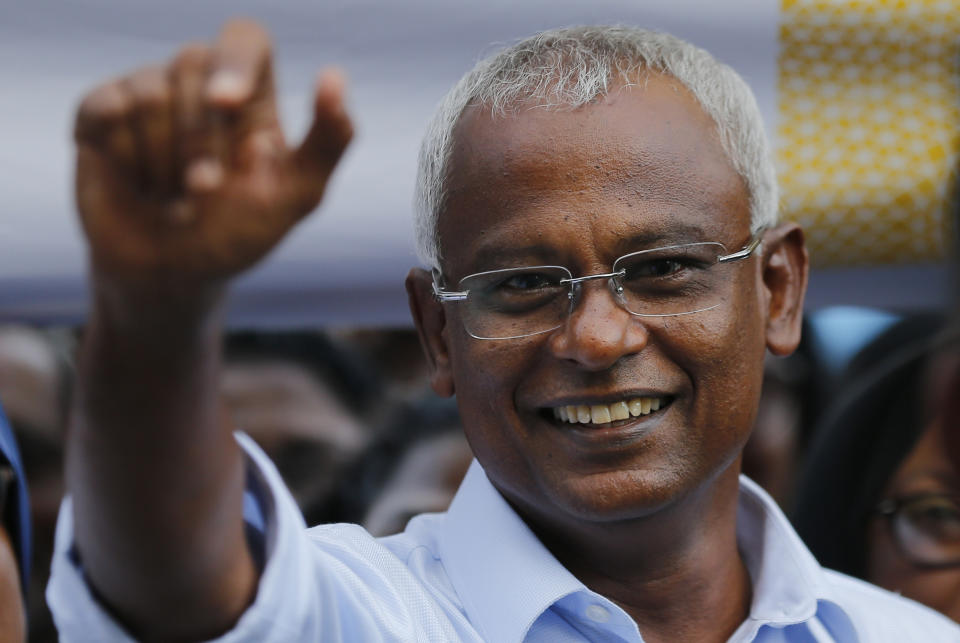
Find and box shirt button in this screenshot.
[585,604,611,623]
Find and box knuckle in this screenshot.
[78,82,129,121]
[225,18,271,48]
[75,82,130,141]
[217,20,274,75]
[172,43,211,71]
[125,67,171,112]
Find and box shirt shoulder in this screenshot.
[305,512,444,565]
[48,435,477,643]
[821,569,960,642]
[305,513,462,609]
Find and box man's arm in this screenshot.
[65,20,352,641]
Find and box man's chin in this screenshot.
[532,466,693,524]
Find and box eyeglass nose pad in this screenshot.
[609,275,627,304]
[564,276,628,315]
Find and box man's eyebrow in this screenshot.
[616,224,713,251]
[469,244,560,270]
[464,223,716,270]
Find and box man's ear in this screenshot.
[761,223,808,356]
[406,267,455,397]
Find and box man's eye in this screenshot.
[624,259,687,280]
[498,272,557,291]
[469,270,564,315]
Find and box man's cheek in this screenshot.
[453,342,520,406]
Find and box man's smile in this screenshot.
[550,396,672,425]
[531,392,677,450]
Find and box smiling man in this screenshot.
[48,20,958,643]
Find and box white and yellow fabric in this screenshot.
[778,0,960,267]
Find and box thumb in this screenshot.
[291,68,354,190]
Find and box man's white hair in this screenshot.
[413,25,778,270]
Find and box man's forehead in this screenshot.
[445,76,741,203]
[453,74,718,150]
[438,75,750,270]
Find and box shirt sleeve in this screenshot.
[46,434,464,642]
[46,433,328,642]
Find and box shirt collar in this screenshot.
[735,475,824,624]
[440,461,583,643]
[441,462,852,642]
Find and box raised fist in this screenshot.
[74,19,353,289]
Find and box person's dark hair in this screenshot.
[792,313,945,576]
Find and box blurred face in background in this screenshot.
[866,348,960,622]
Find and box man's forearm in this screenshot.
[66,281,256,641]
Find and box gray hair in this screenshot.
[413,25,778,270]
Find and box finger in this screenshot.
[208,19,280,162]
[206,19,273,109]
[170,44,225,181]
[289,68,354,202]
[75,81,140,185]
[123,66,175,196]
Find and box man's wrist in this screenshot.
[89,267,228,340]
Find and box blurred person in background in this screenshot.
[0,326,70,642]
[0,404,28,642]
[362,427,472,538]
[221,329,469,530]
[332,328,473,532]
[221,331,375,526]
[0,330,39,640]
[741,322,820,508]
[793,314,960,622]
[795,156,960,624]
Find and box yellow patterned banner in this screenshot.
[779,0,960,267]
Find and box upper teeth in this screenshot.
[553,397,664,425]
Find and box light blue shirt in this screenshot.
[48,434,959,642]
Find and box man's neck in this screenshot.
[513,467,751,643]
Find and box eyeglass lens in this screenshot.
[455,242,732,339]
[457,267,571,340]
[892,494,960,566]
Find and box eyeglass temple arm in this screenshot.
[717,232,764,264]
[431,279,468,302]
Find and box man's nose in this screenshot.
[547,280,649,371]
